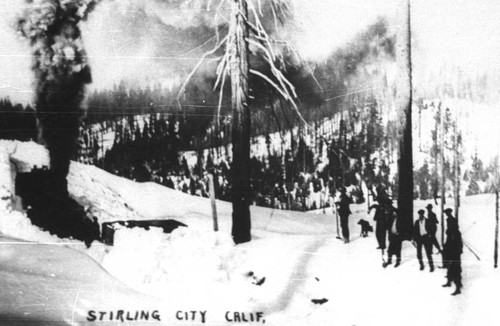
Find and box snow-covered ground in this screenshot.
[0,141,499,325]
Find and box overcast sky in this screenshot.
[1,0,499,104]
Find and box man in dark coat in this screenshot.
[336,187,352,243]
[369,200,388,250]
[426,204,441,254]
[413,209,434,272]
[384,203,402,268]
[444,208,456,228]
[442,210,463,295]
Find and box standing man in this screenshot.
[369,187,390,250]
[336,187,352,243]
[442,210,463,295]
[413,209,434,272]
[369,199,388,250]
[384,202,402,268]
[426,204,441,254]
[444,208,456,226]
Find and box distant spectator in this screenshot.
[336,187,352,243]
[442,212,463,295]
[384,203,402,268]
[413,209,434,272]
[426,204,441,254]
[369,200,388,250]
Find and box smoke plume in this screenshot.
[17,0,98,195]
[81,0,295,91]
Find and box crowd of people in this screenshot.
[99,137,464,296]
[346,187,464,296]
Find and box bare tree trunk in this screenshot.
[208,173,219,232]
[454,122,460,222]
[230,0,251,244]
[418,104,422,152]
[302,125,306,173]
[269,96,286,181]
[495,190,499,268]
[396,0,413,240]
[338,110,343,186]
[440,104,446,244]
[282,140,286,181]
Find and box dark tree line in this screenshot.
[101,113,182,182]
[0,98,37,141]
[77,95,394,212]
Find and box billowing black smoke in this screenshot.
[16,0,99,241]
[17,0,96,195]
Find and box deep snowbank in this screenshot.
[0,141,82,246]
[1,141,499,325]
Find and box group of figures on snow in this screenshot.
[335,188,463,296]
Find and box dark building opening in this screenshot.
[15,166,187,247]
[15,166,100,247]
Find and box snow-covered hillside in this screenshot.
[0,141,498,326]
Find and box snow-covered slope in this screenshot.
[68,162,145,223]
[0,234,164,326]
[67,157,334,234]
[0,141,498,326]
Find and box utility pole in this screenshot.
[101,127,104,168]
[208,173,219,232]
[495,190,498,268]
[494,140,499,268]
[230,0,251,244]
[440,103,445,244]
[339,109,345,187]
[418,104,422,152]
[396,0,413,240]
[453,121,460,222]
[302,124,306,174]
